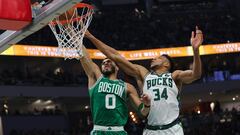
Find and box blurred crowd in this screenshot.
[18,1,240,50]
[0,1,239,86]
[7,107,240,135]
[10,129,68,135]
[87,1,240,50]
[1,106,63,116]
[182,108,240,135]
[0,53,239,86]
[73,107,240,135]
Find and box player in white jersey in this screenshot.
[84,26,203,135]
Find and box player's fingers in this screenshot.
[195,30,202,41]
[191,31,195,39]
[196,30,202,34]
[141,93,146,97]
[143,94,148,99]
[196,26,199,31]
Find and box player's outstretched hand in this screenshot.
[191,26,203,51]
[85,30,94,39]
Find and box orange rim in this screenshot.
[74,3,94,9]
[49,3,94,26]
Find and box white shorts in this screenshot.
[143,123,184,135]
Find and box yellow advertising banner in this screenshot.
[1,43,240,60]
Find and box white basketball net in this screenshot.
[49,4,94,60]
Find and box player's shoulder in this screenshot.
[143,70,154,77]
[125,82,137,92]
[117,79,126,85]
[125,82,133,87]
[172,70,184,80]
[172,70,183,75]
[134,64,150,77]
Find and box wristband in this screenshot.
[144,104,150,108]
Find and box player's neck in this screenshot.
[105,74,118,80]
[154,67,169,75]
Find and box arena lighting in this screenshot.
[198,99,202,102]
[2,42,240,59]
[131,115,135,118]
[3,103,8,114]
[54,67,62,75]
[129,112,133,115]
[232,97,236,101]
[226,118,232,122]
[45,100,53,104]
[133,118,136,121]
[134,8,140,13]
[3,104,8,109]
[34,99,42,104]
[85,106,89,109]
[236,95,239,98]
[210,102,215,111]
[197,110,201,114]
[209,92,213,96]
[46,105,54,109]
[220,119,226,123]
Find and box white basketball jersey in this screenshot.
[143,72,180,125]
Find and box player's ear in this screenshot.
[115,65,119,72]
[164,61,170,69]
[114,62,119,71]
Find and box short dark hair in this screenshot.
[161,54,174,72]
[101,58,108,64]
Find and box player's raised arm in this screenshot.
[173,26,203,84]
[126,83,151,117]
[80,46,102,88]
[85,31,149,80]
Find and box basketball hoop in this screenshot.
[49,3,94,60]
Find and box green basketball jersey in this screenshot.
[89,76,128,126]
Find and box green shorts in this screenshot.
[90,130,127,135]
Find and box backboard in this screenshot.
[0,0,83,53]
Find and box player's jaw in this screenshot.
[150,57,164,69]
[101,59,116,76]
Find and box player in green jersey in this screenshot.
[79,45,151,135]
